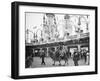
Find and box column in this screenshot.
[46,47,49,57]
[78,45,81,52]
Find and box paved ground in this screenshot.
[30,57,89,68]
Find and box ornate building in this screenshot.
[43,13,58,42]
[26,13,90,57]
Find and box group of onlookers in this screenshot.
[25,47,90,68]
[72,49,90,66]
[25,48,46,68]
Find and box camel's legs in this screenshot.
[64,60,66,66]
[66,60,69,65]
[53,61,55,66]
[64,59,68,66]
[59,60,61,66]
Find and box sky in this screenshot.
[26,13,43,33]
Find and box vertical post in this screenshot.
[86,15,89,31]
[26,29,29,43]
[46,47,49,57]
[78,45,81,52]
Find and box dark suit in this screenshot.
[73,52,79,66]
[40,50,45,65]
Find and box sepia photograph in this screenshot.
[25,12,90,68]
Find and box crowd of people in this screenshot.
[72,49,90,66]
[25,46,90,68]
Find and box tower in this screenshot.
[43,13,57,41]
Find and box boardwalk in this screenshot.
[30,57,88,68]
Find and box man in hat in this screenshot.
[40,49,46,65]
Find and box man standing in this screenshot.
[86,51,90,65]
[83,49,87,63]
[40,49,46,65]
[73,50,79,66]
